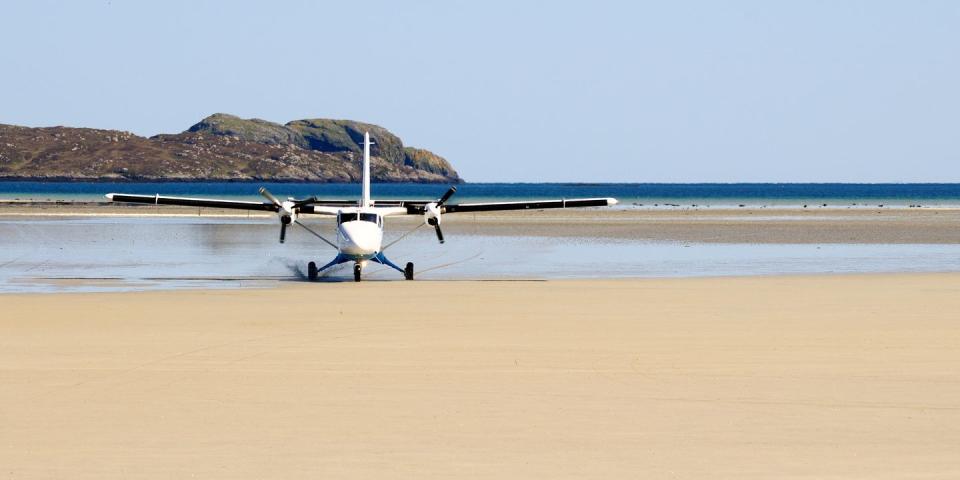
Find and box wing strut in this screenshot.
[294,221,338,250]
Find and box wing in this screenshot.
[107,193,618,214]
[106,193,355,213]
[401,197,618,214]
[107,193,279,211]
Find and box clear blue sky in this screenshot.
[2,1,958,182]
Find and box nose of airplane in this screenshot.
[340,221,382,254]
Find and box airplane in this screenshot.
[106,132,618,281]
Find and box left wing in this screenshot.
[400,197,618,214]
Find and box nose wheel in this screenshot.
[404,262,414,280]
[307,261,318,281]
[354,263,362,282]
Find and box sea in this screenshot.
[2,181,960,208]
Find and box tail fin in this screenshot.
[362,131,372,208]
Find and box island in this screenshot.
[0,114,461,183]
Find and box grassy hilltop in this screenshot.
[0,114,461,183]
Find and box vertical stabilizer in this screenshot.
[362,131,372,208]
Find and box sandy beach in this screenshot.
[2,274,959,478]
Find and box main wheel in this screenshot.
[353,263,362,282]
[404,262,414,281]
[307,261,318,281]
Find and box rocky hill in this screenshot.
[0,114,461,183]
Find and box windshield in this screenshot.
[339,212,378,224]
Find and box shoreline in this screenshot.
[2,203,957,244]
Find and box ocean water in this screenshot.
[2,182,960,207]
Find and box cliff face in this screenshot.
[0,114,461,183]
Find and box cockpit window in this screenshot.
[338,212,379,224]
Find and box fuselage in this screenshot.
[336,208,384,260]
[335,130,388,261]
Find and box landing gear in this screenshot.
[309,254,412,282]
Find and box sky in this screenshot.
[1,1,958,182]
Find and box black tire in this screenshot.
[353,263,362,282]
[404,262,414,281]
[307,261,318,281]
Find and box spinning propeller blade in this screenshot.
[259,187,282,206]
[425,186,456,244]
[279,215,292,244]
[437,186,457,207]
[261,187,315,207]
[427,217,445,244]
[261,187,304,244]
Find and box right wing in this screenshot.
[106,193,279,212]
[105,193,356,214]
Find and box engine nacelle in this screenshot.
[424,202,442,225]
[279,200,298,223]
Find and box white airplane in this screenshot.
[107,132,618,281]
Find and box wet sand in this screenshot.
[2,202,960,243]
[440,207,960,243]
[2,274,960,478]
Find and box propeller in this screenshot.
[279,214,291,243]
[258,187,282,206]
[425,186,457,244]
[260,187,316,244]
[437,186,457,206]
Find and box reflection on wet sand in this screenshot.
[1,214,960,292]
